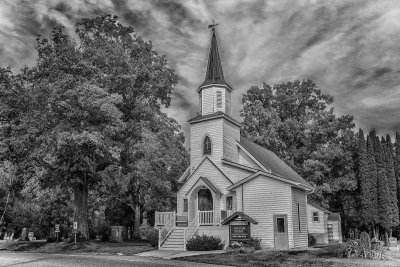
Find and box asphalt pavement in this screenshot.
[0,252,229,267]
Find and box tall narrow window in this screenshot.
[203,136,212,155]
[216,91,222,109]
[183,199,188,212]
[297,203,301,231]
[226,196,233,210]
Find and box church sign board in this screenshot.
[222,212,257,242]
[230,221,250,241]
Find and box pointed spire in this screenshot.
[200,24,230,88]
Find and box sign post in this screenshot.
[73,222,78,244]
[55,224,60,243]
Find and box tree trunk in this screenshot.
[133,203,141,238]
[0,189,11,226]
[73,179,89,240]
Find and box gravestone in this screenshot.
[111,226,124,242]
[360,232,371,249]
[28,232,35,241]
[21,228,28,241]
[389,237,399,251]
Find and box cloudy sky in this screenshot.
[1,0,400,141]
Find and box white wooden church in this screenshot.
[155,26,314,251]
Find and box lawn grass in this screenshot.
[0,240,154,255]
[178,245,400,267]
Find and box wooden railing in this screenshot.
[158,211,175,247]
[155,211,174,226]
[199,211,214,225]
[184,213,199,250]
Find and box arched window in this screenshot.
[203,136,212,155]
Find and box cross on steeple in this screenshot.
[208,20,218,32]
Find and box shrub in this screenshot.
[46,237,56,243]
[243,236,262,250]
[96,225,111,242]
[308,234,316,246]
[186,234,225,251]
[147,228,159,247]
[338,240,392,260]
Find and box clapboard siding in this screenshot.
[177,158,232,219]
[291,188,308,248]
[236,185,243,212]
[238,148,261,169]
[220,164,253,184]
[190,118,223,168]
[243,175,293,249]
[223,119,240,162]
[307,204,327,233]
[201,87,214,115]
[201,86,228,115]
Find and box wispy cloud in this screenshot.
[1,0,400,140]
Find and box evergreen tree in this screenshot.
[358,129,373,230]
[395,132,400,217]
[366,134,379,233]
[383,135,399,230]
[371,131,391,232]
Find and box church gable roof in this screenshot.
[221,211,258,225]
[185,176,223,197]
[239,136,313,189]
[199,29,231,89]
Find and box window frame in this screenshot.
[183,198,188,213]
[312,211,319,223]
[226,196,233,211]
[203,135,212,155]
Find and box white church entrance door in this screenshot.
[198,188,214,224]
[274,214,289,250]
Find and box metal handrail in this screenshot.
[184,213,199,250]
[158,211,175,247]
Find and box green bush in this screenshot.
[230,236,262,251]
[147,228,159,247]
[308,234,316,246]
[186,234,225,251]
[338,240,391,260]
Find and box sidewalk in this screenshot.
[135,249,227,259]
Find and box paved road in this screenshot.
[0,252,226,267]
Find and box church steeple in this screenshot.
[197,23,232,116]
[200,24,229,88]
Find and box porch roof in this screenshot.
[221,211,258,225]
[185,176,223,197]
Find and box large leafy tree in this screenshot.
[241,80,356,206]
[0,15,186,238]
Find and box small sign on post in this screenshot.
[55,224,60,243]
[73,222,78,244]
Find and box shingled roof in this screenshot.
[200,30,231,89]
[188,111,240,126]
[239,136,313,189]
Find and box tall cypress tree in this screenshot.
[366,134,379,234]
[383,135,399,230]
[371,130,391,232]
[358,129,373,229]
[395,132,400,216]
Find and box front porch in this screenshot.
[155,210,234,227]
[155,209,233,250]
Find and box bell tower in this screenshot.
[198,22,232,116]
[189,23,240,169]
